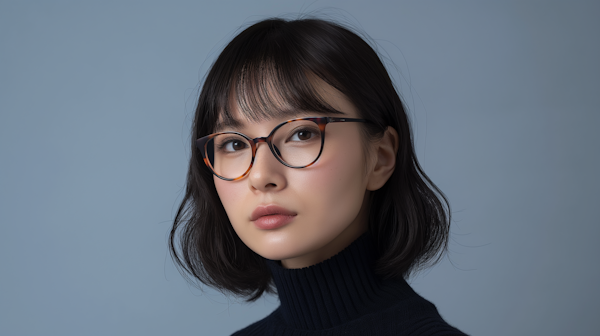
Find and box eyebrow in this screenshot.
[213,118,244,133]
[213,109,346,133]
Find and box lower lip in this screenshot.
[253,214,296,230]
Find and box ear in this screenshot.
[366,126,399,191]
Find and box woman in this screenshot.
[170,17,466,335]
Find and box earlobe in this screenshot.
[366,126,399,191]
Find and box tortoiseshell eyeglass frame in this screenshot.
[196,116,370,181]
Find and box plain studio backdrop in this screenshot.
[1,1,598,335]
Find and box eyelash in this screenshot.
[216,137,248,152]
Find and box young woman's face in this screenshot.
[213,83,377,269]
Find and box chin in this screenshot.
[255,236,337,269]
[252,242,306,262]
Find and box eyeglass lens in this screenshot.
[205,119,323,179]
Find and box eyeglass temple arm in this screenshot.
[327,117,371,123]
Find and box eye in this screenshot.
[217,138,249,152]
[226,140,247,152]
[289,128,316,142]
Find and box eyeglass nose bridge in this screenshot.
[248,135,284,165]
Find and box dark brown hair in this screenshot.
[170,18,450,301]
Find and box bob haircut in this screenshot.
[170,18,450,301]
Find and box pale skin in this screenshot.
[214,81,398,269]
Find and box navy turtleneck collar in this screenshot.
[265,234,415,330]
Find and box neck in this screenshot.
[279,223,369,269]
[266,233,414,330]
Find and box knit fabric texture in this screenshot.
[231,234,467,335]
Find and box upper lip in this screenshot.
[250,204,297,221]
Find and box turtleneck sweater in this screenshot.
[232,234,466,335]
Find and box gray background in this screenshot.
[1,1,599,335]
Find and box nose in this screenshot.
[248,140,287,192]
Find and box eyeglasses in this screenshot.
[196,116,369,181]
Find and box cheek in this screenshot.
[213,177,244,221]
[296,142,369,226]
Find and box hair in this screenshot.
[170,17,450,302]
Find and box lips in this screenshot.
[250,205,297,230]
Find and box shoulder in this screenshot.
[230,308,282,336]
[365,294,467,335]
[347,278,466,335]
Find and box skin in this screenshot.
[214,81,398,269]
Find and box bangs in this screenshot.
[208,21,346,132]
[219,62,344,130]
